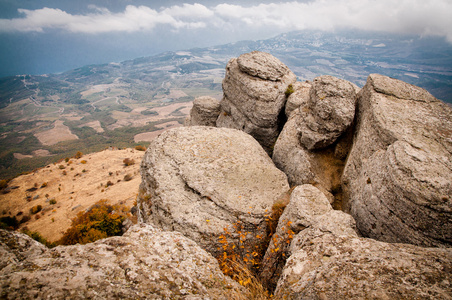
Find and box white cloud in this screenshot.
[0,1,451,42]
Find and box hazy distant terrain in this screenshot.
[1,30,451,179]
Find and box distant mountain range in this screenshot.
[0,29,451,179]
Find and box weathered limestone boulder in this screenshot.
[275,224,452,299]
[139,126,290,258]
[216,51,297,154]
[185,96,221,127]
[342,74,452,247]
[298,75,357,150]
[285,81,311,119]
[272,113,349,204]
[0,224,241,299]
[259,185,357,290]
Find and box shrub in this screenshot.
[123,158,135,166]
[0,216,19,230]
[135,145,146,151]
[41,182,48,188]
[49,199,57,205]
[285,84,295,97]
[30,205,42,215]
[74,151,83,159]
[20,215,31,224]
[106,180,114,187]
[22,229,56,248]
[65,157,70,163]
[58,200,129,245]
[59,165,65,169]
[0,179,7,190]
[81,160,87,164]
[123,174,133,181]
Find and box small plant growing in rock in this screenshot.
[41,182,48,188]
[81,160,87,164]
[59,165,65,169]
[285,84,295,97]
[49,199,57,205]
[65,157,70,163]
[123,158,135,166]
[74,151,83,159]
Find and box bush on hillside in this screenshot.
[58,200,129,245]
[123,158,135,166]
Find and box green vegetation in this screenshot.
[58,200,129,245]
[22,229,57,248]
[285,84,295,97]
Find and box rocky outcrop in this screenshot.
[284,81,311,118]
[297,75,357,150]
[0,224,241,299]
[216,51,297,154]
[259,184,357,291]
[342,74,452,247]
[139,126,290,258]
[272,76,356,202]
[275,222,452,299]
[185,96,221,127]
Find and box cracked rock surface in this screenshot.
[139,126,289,257]
[0,223,240,299]
[216,51,297,154]
[342,74,452,247]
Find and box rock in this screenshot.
[275,225,452,299]
[0,224,241,299]
[216,51,297,154]
[298,75,357,150]
[272,115,346,203]
[139,126,290,258]
[342,74,452,247]
[259,185,356,290]
[285,81,311,119]
[186,96,221,127]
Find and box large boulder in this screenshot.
[342,74,452,247]
[275,223,452,299]
[139,126,290,258]
[284,81,311,119]
[0,224,241,299]
[298,75,357,150]
[272,77,356,203]
[216,51,297,154]
[259,184,357,291]
[185,96,221,127]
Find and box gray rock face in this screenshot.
[186,96,221,127]
[272,114,347,203]
[139,126,290,258]
[259,184,356,290]
[0,224,241,299]
[342,74,452,247]
[275,225,452,300]
[216,51,297,154]
[298,75,357,150]
[285,81,311,119]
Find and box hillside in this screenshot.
[0,147,145,242]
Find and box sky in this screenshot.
[1,0,452,78]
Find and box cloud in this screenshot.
[0,1,451,42]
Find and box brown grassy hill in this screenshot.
[0,147,145,242]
